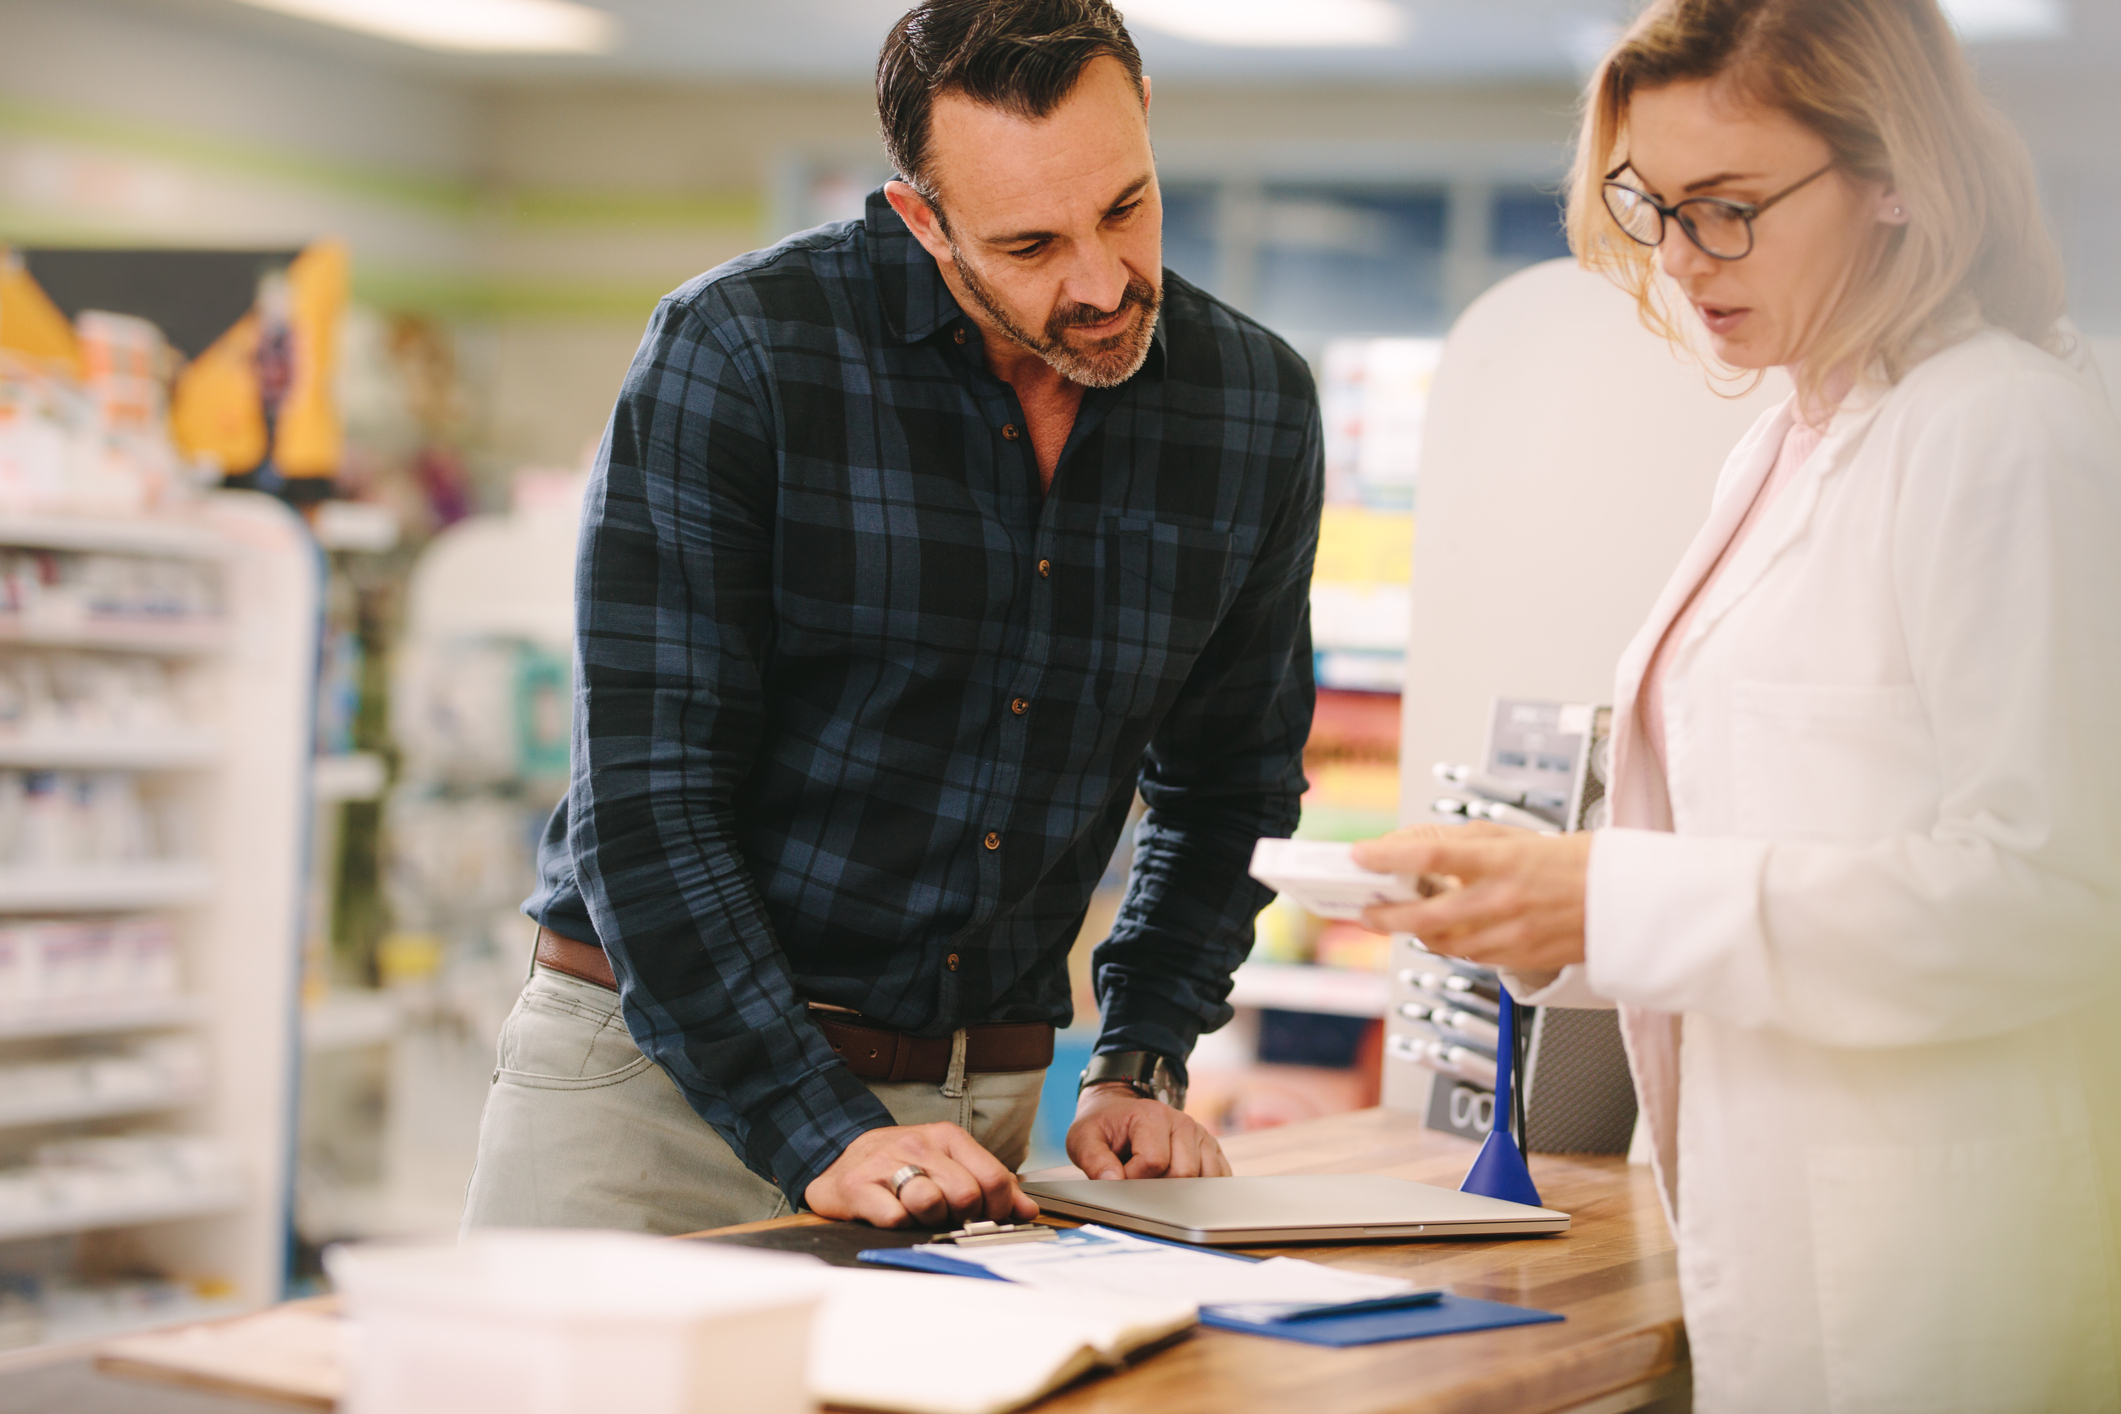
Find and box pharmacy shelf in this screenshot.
[1228,961,1390,1018]
[0,732,220,771]
[0,863,215,914]
[0,617,228,657]
[38,1292,246,1348]
[0,1084,203,1131]
[0,1184,248,1244]
[0,497,315,1340]
[0,996,204,1041]
[0,517,231,561]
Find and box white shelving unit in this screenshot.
[0,864,217,914]
[0,498,318,1343]
[0,1186,251,1245]
[0,733,221,771]
[0,1082,205,1130]
[0,996,204,1042]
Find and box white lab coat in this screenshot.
[1523,327,2121,1413]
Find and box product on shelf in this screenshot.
[0,652,194,739]
[1312,920,1392,972]
[0,549,222,629]
[0,916,180,1011]
[0,1036,206,1116]
[0,1270,222,1350]
[0,771,171,866]
[0,1136,242,1226]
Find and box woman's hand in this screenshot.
[1352,823,1592,973]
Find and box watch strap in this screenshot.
[1079,1050,1187,1108]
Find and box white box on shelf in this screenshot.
[328,1231,828,1414]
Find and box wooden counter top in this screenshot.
[11,1108,1685,1414]
[705,1108,1687,1414]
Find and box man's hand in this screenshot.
[804,1122,1038,1229]
[1352,822,1591,973]
[1066,1084,1232,1180]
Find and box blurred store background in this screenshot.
[0,0,2111,1339]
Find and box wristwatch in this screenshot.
[1078,1050,1187,1110]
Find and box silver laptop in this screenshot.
[1018,1174,1570,1246]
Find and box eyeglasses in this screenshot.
[1602,162,1836,261]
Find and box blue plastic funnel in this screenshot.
[1459,983,1543,1208]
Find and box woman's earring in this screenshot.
[1893,205,1904,217]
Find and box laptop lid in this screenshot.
[1018,1175,1570,1246]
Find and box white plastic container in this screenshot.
[326,1230,829,1414]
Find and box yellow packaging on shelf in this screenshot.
[376,932,444,986]
[0,251,82,377]
[1312,505,1414,587]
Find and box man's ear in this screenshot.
[884,180,955,265]
[1142,73,1152,113]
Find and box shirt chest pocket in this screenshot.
[1093,516,1240,718]
[1729,680,1938,842]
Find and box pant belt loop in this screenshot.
[941,1029,970,1100]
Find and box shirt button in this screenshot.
[1037,559,1051,578]
[983,831,1001,850]
[947,953,960,971]
[1010,697,1029,715]
[1002,424,1021,440]
[954,327,966,345]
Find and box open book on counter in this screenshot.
[98,1263,1196,1414]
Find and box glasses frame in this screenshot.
[1601,161,1837,261]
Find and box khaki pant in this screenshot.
[461,966,1045,1235]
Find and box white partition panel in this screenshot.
[1387,259,1788,1110]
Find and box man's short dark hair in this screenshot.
[877,0,1144,208]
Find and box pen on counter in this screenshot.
[1266,1289,1448,1322]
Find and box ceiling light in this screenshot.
[232,0,618,53]
[1938,0,2068,40]
[1122,0,1409,48]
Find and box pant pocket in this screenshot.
[966,1069,1046,1172]
[494,975,655,1090]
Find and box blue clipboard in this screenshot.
[856,1235,1562,1347]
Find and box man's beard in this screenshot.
[950,245,1160,389]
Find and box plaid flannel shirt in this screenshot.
[526,188,1322,1203]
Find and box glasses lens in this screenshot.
[1678,201,1752,259]
[1603,185,1662,247]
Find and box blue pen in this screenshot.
[1269,1288,1448,1322]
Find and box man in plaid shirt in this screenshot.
[464,0,1322,1234]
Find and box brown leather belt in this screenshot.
[532,926,1054,1082]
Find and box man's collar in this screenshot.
[867,186,963,346]
[864,184,1168,378]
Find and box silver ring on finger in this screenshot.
[890,1164,929,1199]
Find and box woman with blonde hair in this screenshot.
[1354,1,2121,1408]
